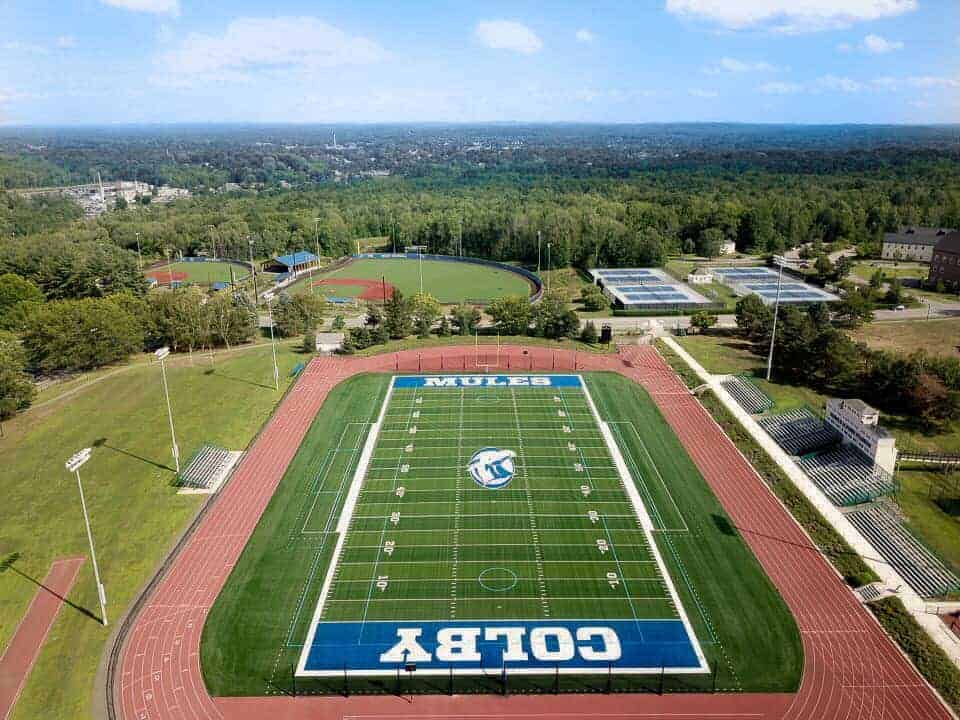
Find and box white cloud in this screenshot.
[907,75,960,89]
[156,17,387,84]
[665,0,918,33]
[759,81,803,94]
[706,56,779,74]
[56,36,77,48]
[100,0,180,15]
[817,74,864,92]
[575,28,596,43]
[475,20,543,54]
[689,87,719,98]
[1,41,49,55]
[872,75,898,89]
[863,33,904,53]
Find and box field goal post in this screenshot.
[474,329,501,372]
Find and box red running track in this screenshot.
[111,345,951,720]
[1,556,84,720]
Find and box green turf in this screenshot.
[0,343,304,720]
[145,260,250,285]
[289,257,534,303]
[201,371,801,696]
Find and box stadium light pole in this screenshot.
[248,238,260,306]
[135,232,142,273]
[65,448,108,626]
[155,347,180,473]
[546,242,552,292]
[765,260,785,382]
[266,297,280,391]
[537,231,541,274]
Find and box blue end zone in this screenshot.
[393,374,583,389]
[301,619,702,674]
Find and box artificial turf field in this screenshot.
[202,372,802,696]
[144,260,250,286]
[289,257,534,303]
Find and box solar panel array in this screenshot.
[588,268,710,308]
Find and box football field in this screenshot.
[297,375,707,677]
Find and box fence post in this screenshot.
[449,665,453,695]
[605,662,612,693]
[291,663,296,698]
[554,664,559,694]
[343,663,349,697]
[502,663,507,696]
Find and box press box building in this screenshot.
[824,399,898,476]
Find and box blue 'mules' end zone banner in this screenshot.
[301,620,701,674]
[394,374,583,389]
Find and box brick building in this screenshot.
[929,231,960,289]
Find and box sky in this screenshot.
[0,0,958,125]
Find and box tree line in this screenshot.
[735,295,960,429]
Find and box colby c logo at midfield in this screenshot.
[468,447,517,489]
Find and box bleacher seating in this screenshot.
[721,376,773,414]
[798,446,896,506]
[757,409,840,456]
[178,444,234,490]
[847,503,960,598]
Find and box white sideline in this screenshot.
[295,376,396,677]
[578,375,710,675]
[660,335,960,670]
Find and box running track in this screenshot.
[110,345,951,720]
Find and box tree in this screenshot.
[410,291,441,338]
[331,314,346,331]
[437,315,452,337]
[531,291,579,339]
[0,331,34,419]
[580,320,598,344]
[383,288,413,339]
[690,311,717,334]
[273,292,325,338]
[0,273,43,312]
[22,297,144,373]
[735,294,773,342]
[884,277,906,305]
[580,284,609,312]
[487,295,532,335]
[908,373,960,429]
[450,303,481,336]
[302,331,316,353]
[208,292,257,348]
[834,287,874,328]
[697,227,726,259]
[869,268,885,289]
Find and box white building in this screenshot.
[825,399,898,475]
[315,332,345,354]
[687,270,714,284]
[720,241,737,256]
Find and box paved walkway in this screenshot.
[0,557,85,720]
[661,335,960,669]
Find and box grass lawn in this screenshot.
[850,261,928,283]
[897,469,960,574]
[145,260,251,285]
[202,371,801,696]
[287,257,535,304]
[0,343,305,720]
[851,318,960,358]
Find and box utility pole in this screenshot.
[66,448,108,626]
[766,260,784,382]
[154,347,180,472]
[267,297,280,391]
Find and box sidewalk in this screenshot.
[661,335,960,668]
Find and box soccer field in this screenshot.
[296,374,706,677]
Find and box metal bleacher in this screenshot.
[798,446,897,506]
[721,376,773,414]
[847,503,960,598]
[177,444,235,491]
[757,409,840,456]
